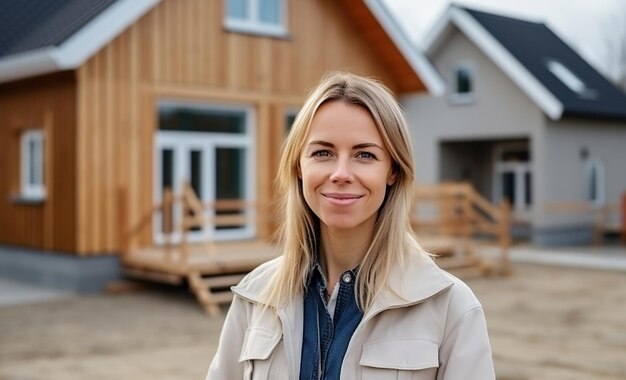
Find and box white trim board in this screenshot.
[365,0,445,96]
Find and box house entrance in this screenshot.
[153,102,255,244]
[493,143,532,222]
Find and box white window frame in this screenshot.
[584,158,605,208]
[154,101,256,244]
[449,62,476,105]
[492,142,532,222]
[224,0,288,37]
[20,129,46,200]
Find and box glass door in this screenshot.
[154,132,255,244]
[494,162,532,221]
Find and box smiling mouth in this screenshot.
[322,193,362,205]
[323,193,362,200]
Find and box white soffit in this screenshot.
[0,0,160,84]
[425,6,563,120]
[365,0,446,96]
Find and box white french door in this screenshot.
[153,130,255,244]
[494,162,532,221]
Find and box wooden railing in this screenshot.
[411,183,511,274]
[118,184,257,264]
[543,199,625,245]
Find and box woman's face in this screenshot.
[299,100,396,234]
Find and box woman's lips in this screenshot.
[323,193,362,206]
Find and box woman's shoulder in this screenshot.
[435,269,484,321]
[231,256,284,301]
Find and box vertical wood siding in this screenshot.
[0,73,77,251]
[71,0,402,254]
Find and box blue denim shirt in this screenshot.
[299,263,363,380]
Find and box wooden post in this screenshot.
[500,199,512,275]
[118,187,129,261]
[163,188,173,261]
[461,184,474,258]
[622,192,626,245]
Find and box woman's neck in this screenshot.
[319,224,373,292]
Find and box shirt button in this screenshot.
[342,273,352,283]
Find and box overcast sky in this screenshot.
[381,0,624,82]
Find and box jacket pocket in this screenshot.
[239,327,283,380]
[360,339,439,380]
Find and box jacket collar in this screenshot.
[364,253,453,321]
[232,253,453,316]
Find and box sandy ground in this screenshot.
[1,263,626,380]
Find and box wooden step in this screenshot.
[200,273,246,288]
[435,255,481,270]
[187,272,242,316]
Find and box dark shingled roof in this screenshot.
[0,0,117,58]
[463,6,626,121]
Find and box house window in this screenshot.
[584,158,605,207]
[546,59,597,99]
[285,108,298,134]
[225,0,287,37]
[449,63,475,104]
[20,130,46,200]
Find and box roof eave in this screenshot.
[0,0,160,85]
[364,0,446,96]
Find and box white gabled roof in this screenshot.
[0,0,160,84]
[422,5,564,120]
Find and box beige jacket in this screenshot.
[207,253,495,379]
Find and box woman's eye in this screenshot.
[311,150,331,157]
[357,151,377,160]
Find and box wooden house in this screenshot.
[0,0,442,291]
[403,5,626,246]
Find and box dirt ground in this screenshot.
[1,263,626,380]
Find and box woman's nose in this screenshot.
[330,157,354,183]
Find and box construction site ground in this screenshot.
[1,248,626,380]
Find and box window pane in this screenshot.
[259,0,280,24]
[501,172,515,205]
[588,166,597,202]
[29,139,37,185]
[216,148,244,200]
[161,149,174,233]
[190,150,203,198]
[456,67,471,94]
[227,0,248,19]
[285,113,296,133]
[215,148,245,230]
[190,150,203,231]
[160,105,246,134]
[525,172,532,206]
[161,149,174,191]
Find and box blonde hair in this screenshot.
[265,72,426,311]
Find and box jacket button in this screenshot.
[342,273,352,283]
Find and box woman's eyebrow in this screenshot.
[306,141,384,150]
[307,140,334,147]
[353,143,384,150]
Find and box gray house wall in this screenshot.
[534,118,626,235]
[402,27,543,187]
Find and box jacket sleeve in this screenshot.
[436,306,495,380]
[205,294,248,380]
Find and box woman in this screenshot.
[207,72,495,379]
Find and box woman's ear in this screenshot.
[387,170,397,186]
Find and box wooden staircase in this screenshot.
[118,184,278,316]
[411,183,512,277]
